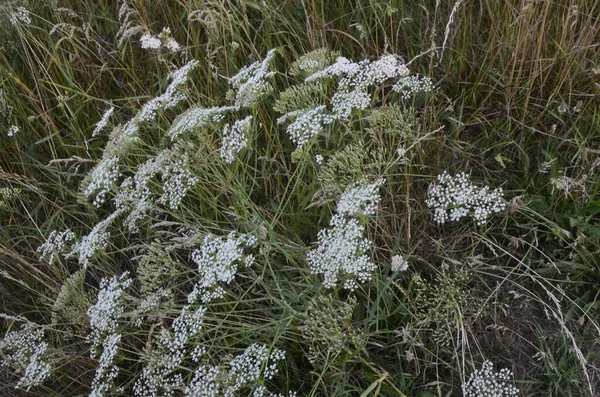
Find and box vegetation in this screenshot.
[1,0,599,396]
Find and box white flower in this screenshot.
[220,115,253,164]
[84,156,121,207]
[229,49,277,108]
[337,178,385,216]
[392,75,434,99]
[140,32,161,49]
[315,154,324,165]
[92,107,115,137]
[167,105,236,141]
[157,154,198,210]
[36,229,75,264]
[70,209,123,268]
[307,214,375,289]
[185,364,222,397]
[10,7,31,26]
[140,27,181,52]
[225,344,285,397]
[6,125,19,136]
[462,361,519,397]
[0,325,51,391]
[425,171,505,225]
[86,273,132,397]
[278,105,336,148]
[188,232,257,303]
[86,273,132,355]
[391,254,408,272]
[134,305,206,397]
[303,54,413,121]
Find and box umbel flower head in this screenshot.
[462,360,519,397]
[307,178,384,290]
[229,48,278,108]
[425,171,505,225]
[0,325,51,391]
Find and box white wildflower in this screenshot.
[337,178,385,216]
[157,155,198,210]
[315,154,324,165]
[70,209,123,268]
[278,105,336,148]
[425,171,505,225]
[87,273,132,397]
[462,361,519,397]
[36,229,75,264]
[185,364,222,397]
[140,33,162,49]
[188,232,257,303]
[140,27,180,52]
[167,105,236,141]
[6,125,19,136]
[391,254,408,272]
[84,156,121,207]
[0,325,51,391]
[229,49,277,108]
[139,60,200,122]
[307,214,375,289]
[114,154,164,232]
[86,273,132,356]
[10,7,31,26]
[134,305,206,397]
[220,115,253,163]
[92,107,115,137]
[225,344,285,397]
[305,54,411,119]
[392,75,434,99]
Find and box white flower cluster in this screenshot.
[133,305,206,397]
[224,344,285,397]
[10,7,31,25]
[6,125,19,136]
[279,54,413,148]
[425,171,505,225]
[277,106,336,148]
[140,27,180,52]
[87,273,132,397]
[253,387,298,397]
[328,55,409,115]
[139,60,199,122]
[462,361,519,397]
[87,273,132,356]
[392,75,434,99]
[220,115,253,164]
[114,154,163,233]
[185,364,222,397]
[337,178,385,216]
[188,232,257,303]
[92,107,115,137]
[229,49,277,108]
[0,325,51,391]
[70,209,123,268]
[157,154,199,210]
[307,178,383,289]
[84,60,199,207]
[36,229,75,264]
[307,214,374,290]
[84,156,121,207]
[391,254,408,272]
[167,105,235,140]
